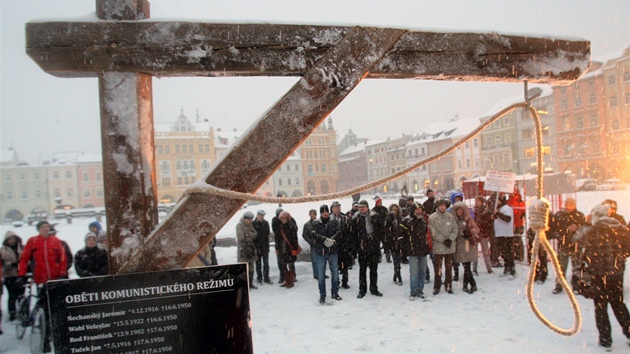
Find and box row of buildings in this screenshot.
[1,48,628,220]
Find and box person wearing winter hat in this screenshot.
[311,204,342,303]
[429,199,458,294]
[351,199,384,298]
[549,197,586,294]
[252,210,272,284]
[330,201,352,289]
[272,208,284,283]
[237,211,258,289]
[276,211,299,289]
[1,231,24,321]
[572,204,630,350]
[74,232,108,278]
[49,224,73,274]
[89,221,108,250]
[302,209,319,280]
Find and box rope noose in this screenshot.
[182,84,582,336]
[525,105,581,336]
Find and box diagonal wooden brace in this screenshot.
[118,27,406,273]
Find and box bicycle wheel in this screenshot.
[29,307,46,354]
[15,296,31,339]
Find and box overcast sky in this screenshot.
[1,0,629,165]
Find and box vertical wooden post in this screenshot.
[97,0,158,273]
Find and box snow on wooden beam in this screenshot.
[118,27,406,273]
[26,22,590,84]
[96,0,159,274]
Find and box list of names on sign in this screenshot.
[46,264,253,353]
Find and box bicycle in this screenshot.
[15,277,47,354]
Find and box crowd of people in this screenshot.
[1,191,630,350]
[234,190,630,350]
[0,220,109,352]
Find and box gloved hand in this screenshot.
[444,239,452,248]
[324,238,336,248]
[11,262,18,269]
[463,229,472,239]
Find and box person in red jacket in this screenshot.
[508,189,526,262]
[17,220,67,353]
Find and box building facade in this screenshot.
[299,119,339,196]
[76,154,105,208]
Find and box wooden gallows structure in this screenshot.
[26,0,590,274]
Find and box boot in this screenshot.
[395,268,403,285]
[453,267,459,282]
[285,271,295,289]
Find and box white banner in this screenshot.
[484,171,516,193]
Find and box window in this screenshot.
[35,190,42,198]
[182,145,187,153]
[457,160,462,169]
[161,177,171,187]
[473,139,478,148]
[158,145,163,154]
[466,159,471,168]
[495,136,501,146]
[66,171,72,178]
[286,164,290,171]
[295,164,299,171]
[201,159,210,171]
[19,173,25,180]
[560,99,568,110]
[96,189,103,197]
[588,93,596,105]
[608,75,616,86]
[53,171,59,179]
[205,144,210,153]
[67,188,73,197]
[6,191,13,200]
[287,178,291,185]
[574,95,582,107]
[189,145,193,153]
[175,145,180,154]
[493,155,499,165]
[465,141,469,149]
[610,96,618,108]
[504,134,512,145]
[624,72,630,82]
[83,189,91,198]
[523,129,533,139]
[560,116,570,131]
[503,153,510,164]
[54,189,61,197]
[83,172,89,181]
[485,137,492,148]
[96,172,102,181]
[575,114,583,129]
[307,165,313,174]
[474,158,480,167]
[278,179,283,186]
[321,164,326,172]
[34,173,40,179]
[198,144,203,153]
[161,161,171,175]
[178,177,183,185]
[295,178,300,185]
[21,191,27,199]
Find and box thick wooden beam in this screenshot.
[96,0,159,274]
[118,27,406,273]
[26,22,589,84]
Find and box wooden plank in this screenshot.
[26,22,589,84]
[96,0,159,274]
[118,27,406,273]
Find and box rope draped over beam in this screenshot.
[182,93,582,336]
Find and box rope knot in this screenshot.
[527,197,550,232]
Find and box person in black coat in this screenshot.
[275,211,299,288]
[549,198,586,294]
[573,204,630,350]
[403,207,430,300]
[74,232,108,278]
[253,210,272,285]
[351,200,384,298]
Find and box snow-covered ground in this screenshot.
[1,190,630,353]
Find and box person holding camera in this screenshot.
[451,202,480,293]
[429,199,458,295]
[1,231,24,322]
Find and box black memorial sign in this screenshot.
[46,263,253,353]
